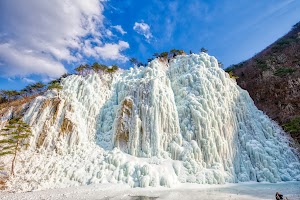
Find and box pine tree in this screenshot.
[75,64,85,75]
[0,118,32,176]
[218,61,224,68]
[60,73,70,78]
[30,82,46,94]
[111,65,119,71]
[153,53,159,58]
[83,64,91,75]
[0,92,7,103]
[47,81,63,91]
[147,58,154,63]
[170,49,178,57]
[159,52,169,59]
[129,58,138,66]
[21,85,34,96]
[201,47,208,53]
[107,65,119,73]
[91,62,101,73]
[178,50,185,55]
[99,64,108,72]
[0,90,20,101]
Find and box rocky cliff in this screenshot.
[228,22,300,144]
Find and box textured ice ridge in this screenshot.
[3,53,300,191]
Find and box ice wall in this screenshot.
[96,60,181,158]
[2,53,300,191]
[167,54,300,183]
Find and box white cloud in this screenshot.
[0,0,129,78]
[7,78,14,82]
[0,43,66,77]
[133,22,153,41]
[106,30,114,37]
[94,41,129,62]
[22,77,36,84]
[112,25,127,35]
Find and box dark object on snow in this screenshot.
[275,192,283,200]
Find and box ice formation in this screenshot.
[1,53,300,191]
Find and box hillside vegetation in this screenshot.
[227,22,300,144]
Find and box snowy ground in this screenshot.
[1,182,300,200]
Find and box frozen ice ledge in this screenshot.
[1,53,300,191]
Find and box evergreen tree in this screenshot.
[0,90,20,101]
[47,81,63,91]
[178,50,185,55]
[84,64,91,75]
[60,73,70,79]
[147,58,154,63]
[0,118,32,175]
[129,58,139,66]
[0,92,8,103]
[170,49,178,57]
[129,58,144,67]
[91,62,101,73]
[159,52,169,59]
[23,85,34,96]
[218,61,224,68]
[112,65,119,71]
[75,64,85,75]
[153,53,159,58]
[107,65,119,73]
[99,64,108,72]
[201,47,208,53]
[30,82,46,94]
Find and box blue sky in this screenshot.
[0,0,300,90]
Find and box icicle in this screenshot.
[2,54,299,191]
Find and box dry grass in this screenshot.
[0,175,8,190]
[0,180,7,190]
[0,95,37,117]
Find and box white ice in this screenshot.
[1,53,299,192]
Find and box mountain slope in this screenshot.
[1,54,300,192]
[227,22,300,143]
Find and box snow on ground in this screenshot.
[1,182,300,200]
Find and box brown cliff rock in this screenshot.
[227,22,300,144]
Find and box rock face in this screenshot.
[0,53,300,191]
[228,23,300,144]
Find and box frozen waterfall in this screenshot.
[1,53,299,191]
